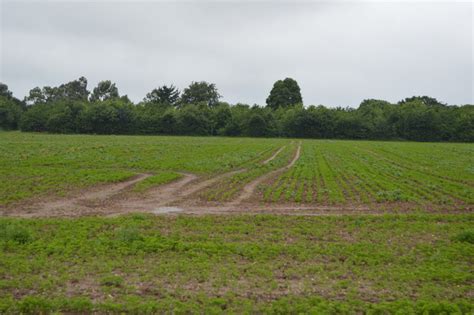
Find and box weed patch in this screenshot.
[453,230,474,244]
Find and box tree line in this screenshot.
[0,77,472,142]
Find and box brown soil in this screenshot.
[1,173,153,217]
[2,142,471,218]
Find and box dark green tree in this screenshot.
[211,103,232,135]
[19,104,51,132]
[0,83,25,130]
[25,87,48,105]
[0,83,13,99]
[177,105,211,135]
[144,85,180,106]
[454,105,474,142]
[283,106,317,138]
[45,101,85,133]
[0,96,23,130]
[357,99,396,139]
[90,80,119,102]
[58,76,89,101]
[399,96,445,107]
[246,114,268,137]
[159,109,178,134]
[266,78,303,109]
[24,77,89,105]
[3,76,471,142]
[180,81,221,107]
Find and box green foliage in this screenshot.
[0,215,472,313]
[144,84,180,106]
[453,230,474,244]
[177,105,212,135]
[246,113,268,137]
[399,95,445,107]
[24,77,89,105]
[133,172,182,192]
[263,139,473,207]
[0,84,25,131]
[0,222,32,244]
[77,98,135,134]
[204,142,297,201]
[0,83,13,99]
[3,76,473,141]
[0,133,472,207]
[116,226,143,243]
[180,81,221,107]
[100,275,124,287]
[89,80,119,102]
[0,96,23,130]
[15,97,471,141]
[266,77,303,109]
[19,103,50,132]
[0,133,283,205]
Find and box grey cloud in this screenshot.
[1,1,472,106]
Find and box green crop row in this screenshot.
[265,140,473,209]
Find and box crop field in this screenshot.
[0,132,473,313]
[0,132,285,207]
[261,141,473,208]
[1,132,472,214]
[1,214,473,313]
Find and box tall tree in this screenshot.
[399,96,445,107]
[0,83,13,99]
[180,81,221,107]
[25,87,51,105]
[24,77,89,105]
[246,113,268,137]
[90,80,119,102]
[58,76,89,101]
[144,85,180,106]
[0,82,24,107]
[266,78,303,109]
[0,96,23,130]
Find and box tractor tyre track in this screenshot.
[229,142,301,205]
[262,146,286,164]
[6,173,153,217]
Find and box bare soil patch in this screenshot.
[1,173,152,217]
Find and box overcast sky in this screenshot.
[1,0,472,107]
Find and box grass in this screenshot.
[0,214,473,313]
